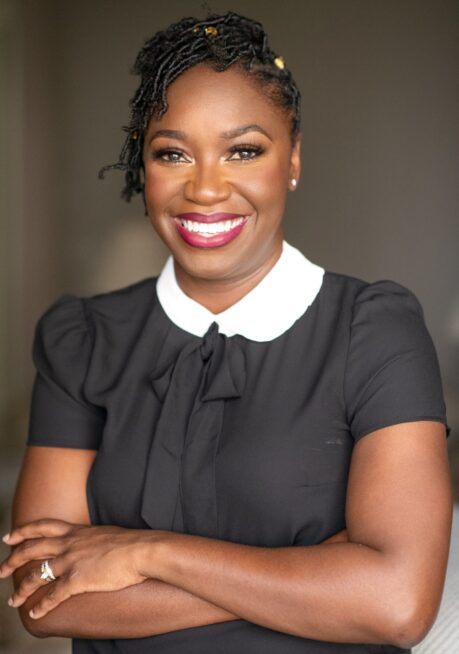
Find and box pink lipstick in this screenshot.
[174,212,249,248]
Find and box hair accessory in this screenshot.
[274,56,285,70]
[192,25,219,36]
[40,560,57,582]
[131,131,139,140]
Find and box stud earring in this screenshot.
[290,179,297,189]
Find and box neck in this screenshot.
[174,242,283,314]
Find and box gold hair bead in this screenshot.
[204,25,218,36]
[131,130,139,140]
[274,56,285,70]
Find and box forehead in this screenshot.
[146,64,290,139]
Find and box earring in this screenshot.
[290,179,297,189]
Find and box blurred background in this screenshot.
[0,0,458,651]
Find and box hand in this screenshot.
[0,519,165,619]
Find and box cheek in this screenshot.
[142,174,171,232]
[242,160,288,210]
[143,171,179,223]
[144,170,171,200]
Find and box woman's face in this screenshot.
[143,63,301,287]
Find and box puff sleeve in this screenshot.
[344,280,450,442]
[26,294,105,449]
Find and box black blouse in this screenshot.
[26,245,449,654]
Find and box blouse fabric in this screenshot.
[26,242,449,654]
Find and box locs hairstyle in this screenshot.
[98,11,301,203]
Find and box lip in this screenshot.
[175,212,245,224]
[174,215,249,249]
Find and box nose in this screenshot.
[183,160,231,205]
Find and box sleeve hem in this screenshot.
[352,416,450,442]
[26,437,100,450]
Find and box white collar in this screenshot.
[156,241,325,342]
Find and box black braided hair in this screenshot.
[98,11,301,202]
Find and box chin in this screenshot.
[177,249,246,281]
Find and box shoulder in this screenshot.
[323,270,432,368]
[36,276,158,332]
[335,274,448,441]
[84,276,158,323]
[33,276,159,372]
[322,270,424,322]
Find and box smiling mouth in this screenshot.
[173,215,250,248]
[177,216,247,237]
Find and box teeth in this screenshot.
[179,217,246,236]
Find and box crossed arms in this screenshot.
[2,421,452,648]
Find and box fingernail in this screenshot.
[2,533,10,543]
[7,597,14,607]
[29,609,36,618]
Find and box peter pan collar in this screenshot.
[156,241,325,342]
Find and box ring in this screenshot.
[40,560,56,582]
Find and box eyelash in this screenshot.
[151,143,265,164]
[229,144,265,160]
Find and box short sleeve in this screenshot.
[27,294,105,449]
[344,280,450,442]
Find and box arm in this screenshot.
[4,447,347,639]
[10,423,448,648]
[9,445,239,639]
[137,421,452,649]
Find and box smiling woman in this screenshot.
[141,63,300,311]
[0,9,452,654]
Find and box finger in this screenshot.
[3,519,76,545]
[29,574,75,619]
[0,537,66,577]
[8,558,64,608]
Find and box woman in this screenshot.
[0,11,452,654]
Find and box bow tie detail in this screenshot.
[141,322,246,536]
[201,322,246,401]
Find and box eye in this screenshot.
[227,144,265,161]
[150,148,188,164]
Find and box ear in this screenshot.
[288,132,302,191]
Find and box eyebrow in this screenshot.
[148,124,273,143]
[222,124,273,140]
